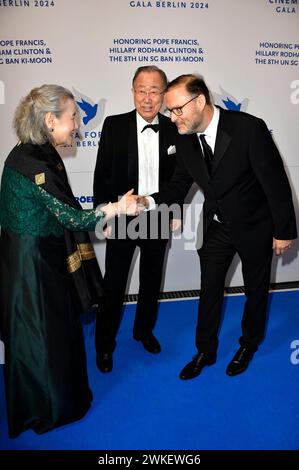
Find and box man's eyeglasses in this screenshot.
[167,94,200,116]
[134,89,164,99]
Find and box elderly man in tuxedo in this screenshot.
[141,74,297,379]
[93,66,183,372]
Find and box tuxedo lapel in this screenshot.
[127,111,139,193]
[158,113,166,184]
[212,108,231,173]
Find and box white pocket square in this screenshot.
[167,145,176,155]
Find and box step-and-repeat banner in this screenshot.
[0,0,298,299]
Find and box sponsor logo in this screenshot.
[77,98,98,125]
[72,88,106,148]
[76,195,94,205]
[73,87,106,128]
[214,87,249,112]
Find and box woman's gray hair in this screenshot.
[13,84,74,145]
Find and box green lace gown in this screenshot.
[0,167,105,437]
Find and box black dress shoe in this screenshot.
[179,352,216,380]
[135,334,161,354]
[226,347,255,376]
[96,353,113,373]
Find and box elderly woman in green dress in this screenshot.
[0,84,138,438]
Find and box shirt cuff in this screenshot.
[145,196,156,211]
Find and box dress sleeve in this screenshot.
[35,185,105,231]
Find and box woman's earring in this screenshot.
[48,127,54,132]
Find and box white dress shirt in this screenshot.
[197,105,219,153]
[197,105,221,222]
[136,112,159,197]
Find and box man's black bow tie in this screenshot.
[141,124,159,133]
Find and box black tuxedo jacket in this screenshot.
[153,107,297,247]
[93,110,181,206]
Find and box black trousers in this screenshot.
[196,221,273,353]
[95,238,168,354]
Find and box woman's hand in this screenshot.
[100,189,140,220]
[117,189,139,216]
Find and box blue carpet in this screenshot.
[0,291,299,450]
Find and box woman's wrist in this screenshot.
[100,202,119,219]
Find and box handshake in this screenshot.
[100,189,181,235]
[118,189,149,216]
[113,190,181,232]
[100,189,150,221]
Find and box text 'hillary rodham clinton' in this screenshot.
[98,454,201,466]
